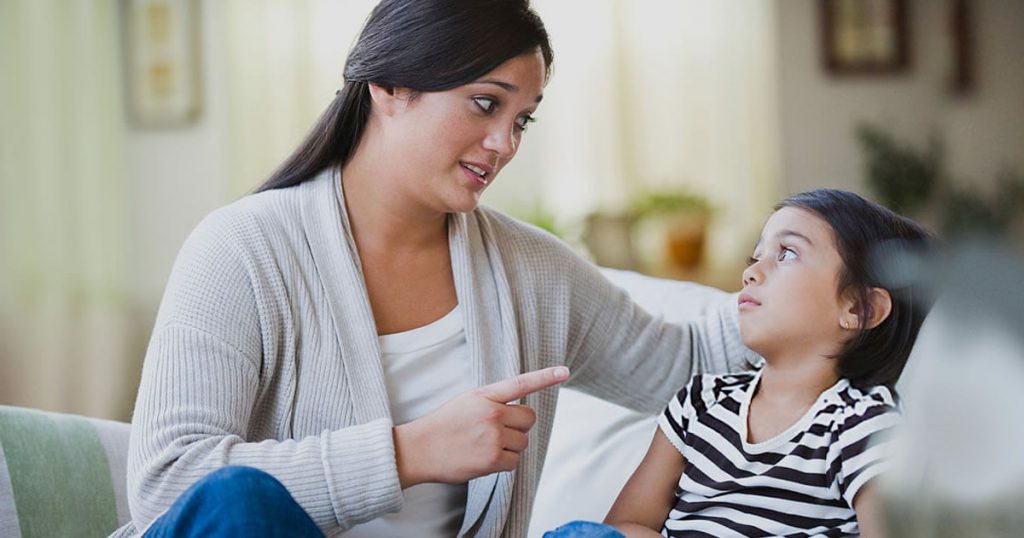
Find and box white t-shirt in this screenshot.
[345,306,472,537]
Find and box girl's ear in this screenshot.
[367,83,413,117]
[841,287,893,331]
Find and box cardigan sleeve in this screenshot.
[126,207,402,533]
[561,252,758,414]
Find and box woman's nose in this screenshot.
[483,125,517,160]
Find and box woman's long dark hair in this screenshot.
[256,0,553,192]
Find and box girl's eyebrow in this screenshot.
[777,229,814,245]
[474,79,545,103]
[753,229,814,249]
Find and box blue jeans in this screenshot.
[143,466,324,537]
[544,520,626,538]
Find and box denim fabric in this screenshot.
[543,520,627,538]
[143,466,323,537]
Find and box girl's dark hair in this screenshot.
[256,0,553,192]
[778,189,933,389]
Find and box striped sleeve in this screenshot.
[657,375,706,454]
[827,388,902,507]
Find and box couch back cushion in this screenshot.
[0,405,131,537]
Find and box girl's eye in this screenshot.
[746,256,759,267]
[473,96,496,113]
[515,114,536,132]
[778,247,797,262]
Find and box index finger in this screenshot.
[476,366,570,404]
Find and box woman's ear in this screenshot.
[367,83,413,117]
[841,287,893,331]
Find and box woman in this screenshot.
[120,0,755,536]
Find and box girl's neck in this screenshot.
[756,354,839,405]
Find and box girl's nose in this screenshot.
[742,263,760,287]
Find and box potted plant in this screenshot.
[629,189,713,272]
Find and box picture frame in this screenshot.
[819,0,910,75]
[120,0,201,127]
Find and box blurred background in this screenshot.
[0,0,1021,425]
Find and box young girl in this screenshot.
[550,189,932,537]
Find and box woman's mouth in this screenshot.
[461,161,491,187]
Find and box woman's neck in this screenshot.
[340,153,448,254]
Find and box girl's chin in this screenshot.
[739,330,770,359]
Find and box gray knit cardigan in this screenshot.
[117,168,754,537]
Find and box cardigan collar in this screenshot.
[299,168,520,536]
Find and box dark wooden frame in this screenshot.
[820,0,910,75]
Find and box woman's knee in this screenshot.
[183,465,305,521]
[145,466,322,537]
[197,465,290,502]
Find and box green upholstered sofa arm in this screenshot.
[0,405,132,538]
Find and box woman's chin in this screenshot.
[445,193,483,213]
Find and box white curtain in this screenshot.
[0,0,133,418]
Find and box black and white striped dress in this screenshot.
[657,370,900,537]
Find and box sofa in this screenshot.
[0,269,735,537]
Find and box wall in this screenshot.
[776,0,1024,197]
[124,0,231,307]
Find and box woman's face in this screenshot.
[738,207,851,361]
[379,48,546,214]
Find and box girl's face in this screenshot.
[739,207,853,361]
[378,48,546,214]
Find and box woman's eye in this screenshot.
[746,256,759,267]
[473,96,496,113]
[515,115,536,132]
[778,248,797,262]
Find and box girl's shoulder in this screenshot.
[823,382,902,435]
[830,383,900,414]
[676,371,757,415]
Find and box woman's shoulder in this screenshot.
[470,206,611,292]
[472,205,574,257]
[187,183,310,252]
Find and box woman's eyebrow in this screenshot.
[475,79,544,103]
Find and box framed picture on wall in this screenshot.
[120,0,201,127]
[819,0,910,75]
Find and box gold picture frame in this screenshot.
[121,0,201,127]
[820,0,910,75]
